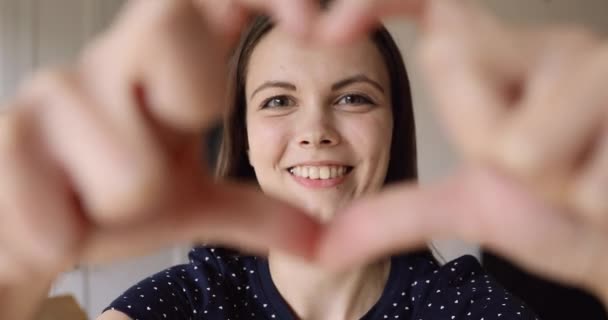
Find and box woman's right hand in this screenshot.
[0,0,322,290]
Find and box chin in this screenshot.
[264,185,354,221]
[311,209,336,224]
[293,196,350,224]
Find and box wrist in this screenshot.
[0,276,55,320]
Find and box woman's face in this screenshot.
[245,29,393,222]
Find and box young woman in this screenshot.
[100,14,539,320]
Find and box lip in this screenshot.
[290,173,348,189]
[285,162,354,189]
[286,161,353,168]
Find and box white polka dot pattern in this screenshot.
[105,247,540,319]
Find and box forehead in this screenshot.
[246,29,390,93]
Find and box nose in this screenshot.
[299,134,338,148]
[296,110,341,149]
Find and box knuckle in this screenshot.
[592,44,608,69]
[555,26,599,48]
[143,1,199,36]
[417,37,468,83]
[418,38,450,68]
[89,157,170,226]
[20,68,76,96]
[17,68,82,114]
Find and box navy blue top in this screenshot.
[106,247,539,319]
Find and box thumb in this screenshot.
[81,182,322,265]
[317,167,608,299]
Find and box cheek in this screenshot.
[246,117,291,168]
[341,110,393,191]
[344,111,393,164]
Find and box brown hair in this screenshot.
[215,15,418,186]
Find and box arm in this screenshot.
[97,310,133,320]
[0,276,54,320]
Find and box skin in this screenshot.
[101,0,608,315]
[0,1,324,320]
[0,0,607,319]
[245,28,394,319]
[245,29,393,221]
[314,0,608,306]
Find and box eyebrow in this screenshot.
[250,81,296,100]
[250,74,385,100]
[331,74,385,94]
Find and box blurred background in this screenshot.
[1,0,607,318]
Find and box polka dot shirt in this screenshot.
[105,247,540,319]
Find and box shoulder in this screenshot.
[96,309,133,320]
[187,246,243,269]
[105,246,257,319]
[393,253,487,287]
[404,254,539,319]
[187,246,258,280]
[428,254,484,285]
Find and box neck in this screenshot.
[268,251,391,320]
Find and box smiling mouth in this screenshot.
[287,165,354,180]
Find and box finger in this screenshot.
[0,110,85,279]
[495,39,606,197]
[193,0,251,38]
[0,249,23,284]
[20,70,166,225]
[318,167,608,297]
[81,182,322,265]
[572,125,608,223]
[81,0,227,134]
[235,0,320,37]
[134,0,233,133]
[416,0,529,159]
[317,0,425,44]
[276,0,320,37]
[318,173,473,269]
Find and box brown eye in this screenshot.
[262,95,294,109]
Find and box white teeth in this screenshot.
[289,165,351,180]
[297,166,306,178]
[320,167,330,179]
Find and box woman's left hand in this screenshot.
[314,0,608,304]
[320,0,608,215]
[319,167,608,305]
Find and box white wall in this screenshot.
[2,0,608,318]
[0,0,125,101]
